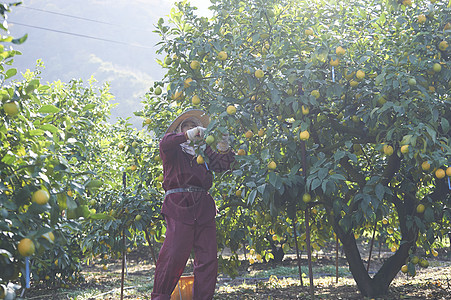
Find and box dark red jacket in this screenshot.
[159,132,235,224]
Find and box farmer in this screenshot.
[151,109,235,300]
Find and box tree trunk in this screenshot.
[333,200,417,297]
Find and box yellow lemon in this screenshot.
[237,149,246,156]
[438,41,448,51]
[32,189,50,205]
[400,145,409,154]
[245,130,253,139]
[446,167,451,176]
[18,238,35,256]
[299,130,310,141]
[254,69,264,78]
[226,105,236,115]
[336,46,346,56]
[421,161,430,171]
[183,78,193,88]
[190,60,200,70]
[329,58,339,66]
[401,265,408,273]
[192,95,201,105]
[218,51,228,60]
[416,204,425,213]
[311,90,320,99]
[3,102,19,116]
[267,161,277,170]
[196,155,205,164]
[435,168,445,179]
[417,14,426,24]
[356,70,365,81]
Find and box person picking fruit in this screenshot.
[151,109,235,300]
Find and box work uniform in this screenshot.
[151,132,235,300]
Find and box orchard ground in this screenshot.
[24,240,451,299]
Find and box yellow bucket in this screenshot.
[170,275,194,300]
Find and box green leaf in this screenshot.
[89,213,114,220]
[5,68,17,79]
[28,129,45,136]
[441,117,449,134]
[247,189,257,205]
[375,183,384,201]
[38,104,61,114]
[39,124,59,133]
[82,104,96,111]
[12,33,28,44]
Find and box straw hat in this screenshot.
[166,109,210,134]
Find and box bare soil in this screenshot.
[23,244,451,299]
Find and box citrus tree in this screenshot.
[0,2,144,288]
[147,0,451,297]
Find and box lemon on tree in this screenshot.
[311,90,320,99]
[237,149,246,156]
[435,168,445,179]
[191,95,201,105]
[41,231,55,242]
[329,58,339,66]
[190,60,200,70]
[446,167,451,176]
[205,135,215,144]
[267,161,277,170]
[196,155,204,164]
[400,145,409,154]
[432,63,441,73]
[3,101,19,116]
[217,51,228,60]
[355,70,365,81]
[421,161,430,171]
[32,189,50,205]
[416,204,425,213]
[226,105,236,115]
[302,193,311,203]
[254,69,264,78]
[401,265,408,273]
[183,78,193,88]
[438,41,448,51]
[18,238,35,256]
[154,86,162,95]
[299,130,310,141]
[336,46,346,56]
[383,144,394,156]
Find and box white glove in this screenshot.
[186,126,205,141]
[216,133,230,152]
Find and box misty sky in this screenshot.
[6,0,212,128]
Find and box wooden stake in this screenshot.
[292,216,303,286]
[367,219,377,272]
[336,234,339,283]
[120,229,126,300]
[144,229,158,265]
[305,208,314,298]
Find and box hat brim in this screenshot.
[166,109,210,134]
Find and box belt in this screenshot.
[164,186,207,197]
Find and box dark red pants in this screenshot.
[151,217,218,300]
